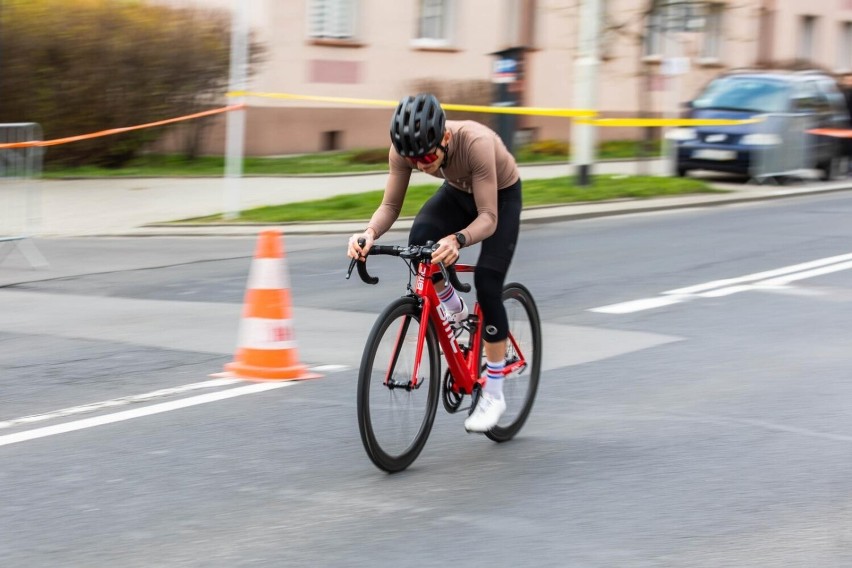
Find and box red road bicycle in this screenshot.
[347,241,542,472]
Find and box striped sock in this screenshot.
[437,285,463,316]
[484,359,505,398]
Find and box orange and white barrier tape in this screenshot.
[807,128,852,139]
[0,104,245,149]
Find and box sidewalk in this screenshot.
[20,159,852,237]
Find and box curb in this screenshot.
[93,180,852,238]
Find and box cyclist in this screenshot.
[347,93,523,433]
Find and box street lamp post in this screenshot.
[571,0,602,186]
[223,0,249,221]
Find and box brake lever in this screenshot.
[346,238,379,284]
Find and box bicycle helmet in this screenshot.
[389,93,446,158]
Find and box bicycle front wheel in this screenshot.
[486,283,542,443]
[357,297,440,472]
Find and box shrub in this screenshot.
[0,0,264,167]
[348,148,389,165]
[525,139,570,157]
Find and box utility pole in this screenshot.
[223,0,249,220]
[571,0,603,186]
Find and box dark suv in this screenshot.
[672,70,850,180]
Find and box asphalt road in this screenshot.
[2,192,852,567]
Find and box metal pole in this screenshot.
[661,31,678,175]
[0,0,4,106]
[571,0,602,186]
[223,0,249,220]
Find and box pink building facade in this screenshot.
[160,0,852,155]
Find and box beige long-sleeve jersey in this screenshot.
[365,120,520,246]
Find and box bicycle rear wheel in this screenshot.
[357,297,440,472]
[486,283,542,442]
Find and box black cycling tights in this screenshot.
[408,180,522,343]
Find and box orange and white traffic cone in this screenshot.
[225,230,320,381]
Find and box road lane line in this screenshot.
[589,296,685,315]
[0,381,292,447]
[2,365,352,432]
[591,252,852,314]
[756,259,852,287]
[665,252,852,295]
[0,378,240,430]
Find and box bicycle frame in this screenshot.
[409,261,483,394]
[407,260,530,395]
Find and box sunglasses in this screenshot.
[410,151,440,165]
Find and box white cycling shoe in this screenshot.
[464,392,506,432]
[446,297,469,326]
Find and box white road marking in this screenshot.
[0,381,292,447]
[588,296,685,315]
[592,253,852,314]
[310,364,350,372]
[0,365,352,448]
[0,378,239,430]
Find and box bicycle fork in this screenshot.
[381,312,425,391]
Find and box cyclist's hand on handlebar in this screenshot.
[348,231,375,261]
[431,235,460,266]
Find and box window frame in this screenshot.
[839,21,852,72]
[307,0,359,41]
[643,9,664,59]
[699,3,723,62]
[411,0,456,49]
[797,15,818,62]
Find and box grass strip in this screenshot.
[182,174,719,224]
[42,141,663,178]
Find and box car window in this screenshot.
[813,78,850,118]
[791,81,831,113]
[693,77,790,113]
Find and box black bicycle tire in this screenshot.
[485,283,542,442]
[357,297,441,472]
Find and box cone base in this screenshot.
[224,361,322,381]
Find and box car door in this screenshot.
[792,80,832,166]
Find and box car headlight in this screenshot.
[741,133,782,145]
[665,128,697,141]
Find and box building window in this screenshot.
[643,9,664,57]
[700,3,723,60]
[797,15,817,62]
[308,0,358,40]
[413,0,454,48]
[840,22,852,72]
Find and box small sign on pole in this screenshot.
[492,58,518,84]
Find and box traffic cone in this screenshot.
[225,230,320,381]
